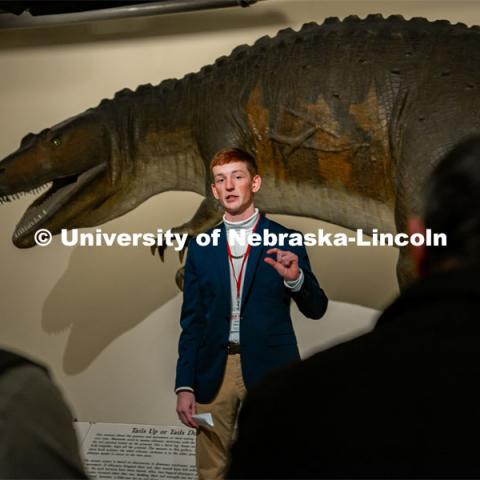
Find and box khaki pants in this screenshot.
[196,354,247,480]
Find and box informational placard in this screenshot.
[75,422,197,479]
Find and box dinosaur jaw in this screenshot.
[12,163,107,247]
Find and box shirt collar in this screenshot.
[223,208,259,230]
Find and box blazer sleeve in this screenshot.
[290,242,328,319]
[175,241,205,391]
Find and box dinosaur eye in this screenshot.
[51,137,62,147]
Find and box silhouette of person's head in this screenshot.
[409,136,480,276]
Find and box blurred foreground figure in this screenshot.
[228,137,480,479]
[0,349,88,479]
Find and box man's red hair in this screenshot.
[210,148,258,178]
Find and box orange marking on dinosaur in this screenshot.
[304,97,357,189]
[317,150,354,190]
[245,85,393,204]
[245,85,287,181]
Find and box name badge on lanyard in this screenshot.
[231,311,241,333]
[226,216,261,327]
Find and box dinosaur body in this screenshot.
[1,14,480,286]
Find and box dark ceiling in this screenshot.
[0,1,161,16]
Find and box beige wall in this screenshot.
[0,0,477,425]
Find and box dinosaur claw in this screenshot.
[150,244,166,261]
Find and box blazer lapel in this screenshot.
[213,223,231,312]
[241,214,268,311]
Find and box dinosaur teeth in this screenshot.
[0,181,54,206]
[12,208,48,240]
[29,182,53,195]
[13,164,106,241]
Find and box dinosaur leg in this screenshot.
[152,196,223,261]
[394,139,428,290]
[395,85,480,289]
[153,196,223,290]
[396,249,415,290]
[394,125,428,290]
[172,197,223,237]
[394,114,458,289]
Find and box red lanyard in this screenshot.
[226,215,260,301]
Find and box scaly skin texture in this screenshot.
[1,14,480,288]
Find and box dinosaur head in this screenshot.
[0,109,126,247]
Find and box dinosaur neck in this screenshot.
[105,86,206,198]
[140,126,206,197]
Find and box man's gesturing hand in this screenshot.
[264,248,300,282]
[176,391,199,429]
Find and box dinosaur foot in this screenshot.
[150,226,191,264]
[150,243,167,261]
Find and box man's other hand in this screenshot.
[264,248,300,281]
[176,391,199,428]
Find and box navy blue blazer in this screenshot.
[175,215,328,403]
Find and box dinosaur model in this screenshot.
[1,14,479,287]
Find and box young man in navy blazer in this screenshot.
[175,148,328,479]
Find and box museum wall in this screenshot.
[0,0,477,425]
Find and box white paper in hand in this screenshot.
[192,413,214,427]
